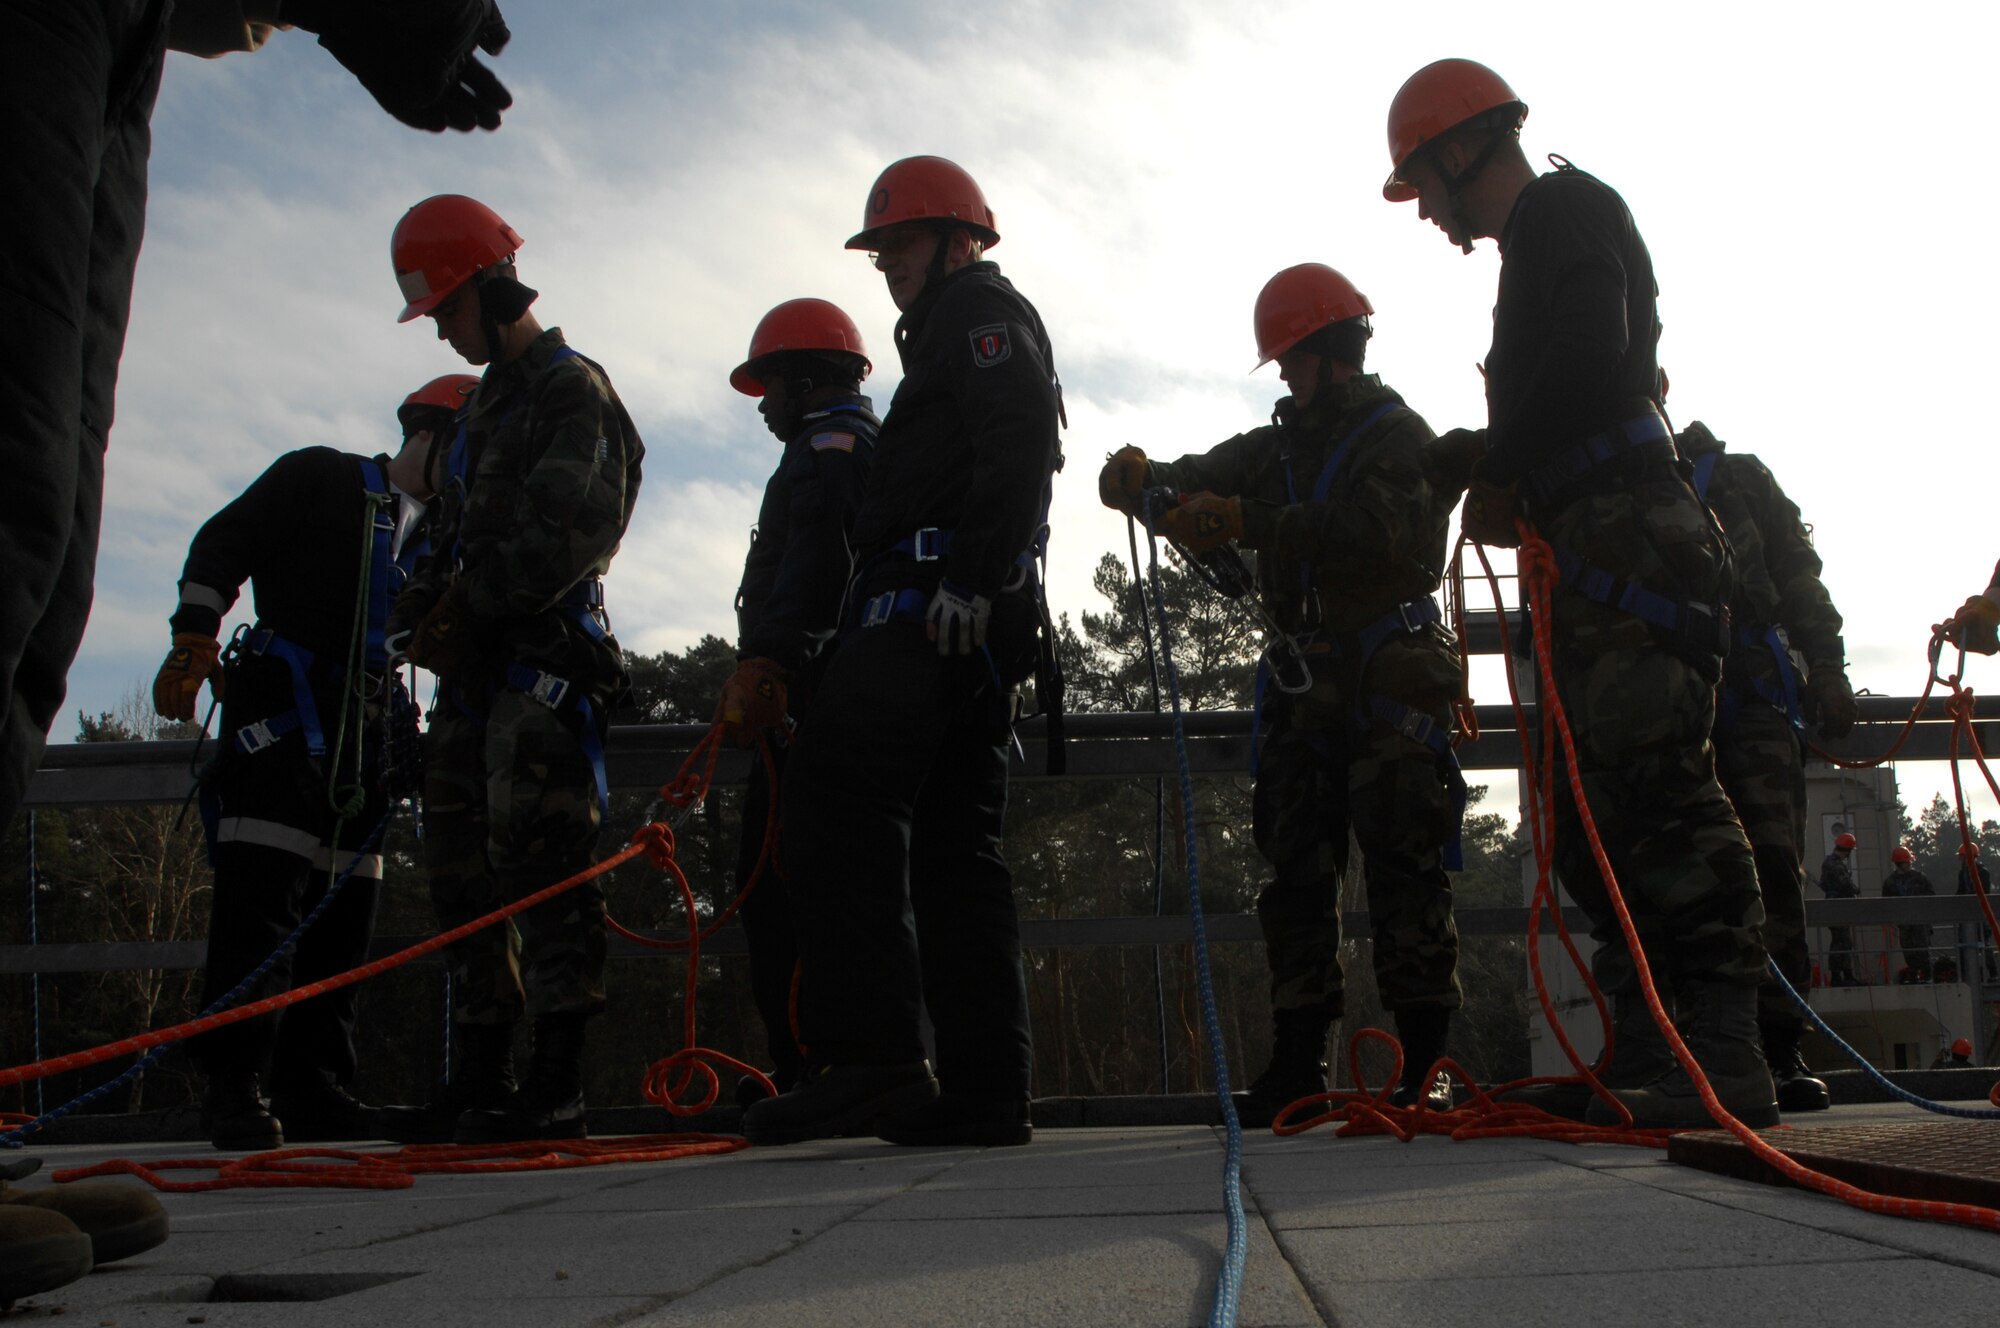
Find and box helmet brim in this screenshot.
[1383,171,1418,204]
[729,360,766,397]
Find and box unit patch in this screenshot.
[969,323,1012,368]
[809,431,857,453]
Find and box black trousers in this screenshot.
[777,615,1033,1100]
[0,0,168,825]
[736,754,801,1083]
[190,677,389,1090]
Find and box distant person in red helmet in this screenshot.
[0,0,516,850]
[1383,58,1770,1129]
[1819,832,1862,987]
[1097,263,1465,1124]
[714,299,880,1103]
[1882,846,1937,982]
[376,195,644,1147]
[153,375,459,1150]
[745,156,1064,1149]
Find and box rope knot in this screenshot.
[1515,525,1559,588]
[629,822,677,870]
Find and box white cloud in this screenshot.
[69,0,2000,820]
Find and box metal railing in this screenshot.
[9,693,1998,976]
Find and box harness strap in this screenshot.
[1279,401,1400,614]
[237,628,326,757]
[1363,694,1467,871]
[503,662,609,818]
[1548,546,1730,659]
[1520,411,1675,509]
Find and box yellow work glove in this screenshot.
[1461,476,1521,548]
[1158,492,1243,555]
[152,633,223,721]
[404,583,481,680]
[1948,594,2000,656]
[1098,446,1149,516]
[715,657,789,748]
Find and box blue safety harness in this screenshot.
[1254,401,1466,869]
[439,344,614,817]
[1517,410,1732,662]
[225,457,425,760]
[1689,449,1805,736]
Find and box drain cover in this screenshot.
[208,1272,420,1302]
[1669,1121,2000,1208]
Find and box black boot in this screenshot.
[1589,980,1778,1128]
[742,1061,940,1146]
[377,1023,517,1145]
[877,1091,1032,1147]
[205,1071,283,1151]
[268,1081,379,1143]
[1389,1007,1455,1110]
[1235,1006,1333,1130]
[454,1014,589,1144]
[1762,1021,1831,1113]
[1500,994,1677,1121]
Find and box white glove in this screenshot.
[926,579,991,656]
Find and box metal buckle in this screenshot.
[237,720,279,754]
[1396,599,1428,634]
[529,673,570,708]
[861,591,896,628]
[1397,709,1438,746]
[913,528,942,561]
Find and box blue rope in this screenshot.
[1770,958,2000,1120]
[1,808,396,1148]
[1141,497,1245,1328]
[26,811,44,1117]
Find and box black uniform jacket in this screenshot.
[735,394,880,673]
[172,446,415,665]
[1479,165,1662,488]
[851,261,1062,601]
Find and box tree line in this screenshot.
[0,549,1534,1123]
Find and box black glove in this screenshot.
[292,0,514,133]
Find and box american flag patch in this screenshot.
[810,431,857,453]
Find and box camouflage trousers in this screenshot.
[1251,633,1463,1019]
[422,682,608,1026]
[1537,476,1767,1000]
[1713,689,1810,1032]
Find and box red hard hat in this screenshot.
[1964,842,1982,860]
[391,195,524,323]
[1382,58,1527,202]
[1834,833,1857,850]
[1252,264,1374,371]
[1892,845,1914,864]
[1954,1038,1974,1058]
[730,299,872,397]
[400,373,481,421]
[846,156,999,251]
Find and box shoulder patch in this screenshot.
[809,431,857,453]
[968,323,1012,368]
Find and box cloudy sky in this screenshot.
[74,0,1999,823]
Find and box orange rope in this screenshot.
[1277,524,2000,1231]
[6,724,777,1186]
[48,1135,748,1193]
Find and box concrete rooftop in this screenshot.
[6,1102,1999,1327]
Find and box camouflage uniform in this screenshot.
[1679,421,1848,1031]
[1148,375,1462,1018]
[1473,165,1766,1009]
[389,329,643,1025]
